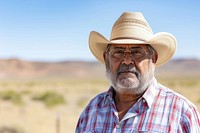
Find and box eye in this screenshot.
[111,49,124,58]
[114,50,124,55]
[131,48,145,58]
[132,49,143,54]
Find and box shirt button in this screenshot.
[116,124,120,128]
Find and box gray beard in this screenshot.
[106,63,155,95]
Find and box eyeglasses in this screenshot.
[108,47,148,61]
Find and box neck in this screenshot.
[113,90,144,121]
[114,91,142,103]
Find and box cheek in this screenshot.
[110,63,118,74]
[136,60,150,74]
[109,60,121,74]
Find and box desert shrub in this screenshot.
[32,91,65,107]
[0,90,23,105]
[179,80,198,87]
[20,90,32,95]
[166,81,176,88]
[0,127,18,133]
[0,126,25,133]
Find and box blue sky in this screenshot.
[0,0,200,62]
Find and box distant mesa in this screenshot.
[0,58,199,79]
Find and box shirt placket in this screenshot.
[114,99,148,133]
[111,104,138,133]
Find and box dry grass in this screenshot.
[0,77,200,133]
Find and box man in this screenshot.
[76,12,200,132]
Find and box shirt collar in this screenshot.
[103,86,114,105]
[103,78,159,108]
[142,78,159,108]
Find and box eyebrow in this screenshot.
[112,46,143,50]
[112,47,126,49]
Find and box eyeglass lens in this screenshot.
[109,47,147,61]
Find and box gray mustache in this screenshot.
[117,64,139,75]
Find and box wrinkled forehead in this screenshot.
[108,44,149,49]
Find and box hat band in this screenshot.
[111,37,147,42]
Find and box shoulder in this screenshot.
[158,83,200,121]
[79,91,107,117]
[156,83,200,132]
[157,83,197,109]
[76,91,108,131]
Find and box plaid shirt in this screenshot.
[76,79,200,133]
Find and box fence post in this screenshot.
[56,112,60,133]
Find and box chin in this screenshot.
[115,80,138,93]
[119,76,139,87]
[115,86,144,95]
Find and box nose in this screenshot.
[122,51,133,65]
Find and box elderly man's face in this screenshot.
[104,44,157,95]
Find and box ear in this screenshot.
[152,52,158,64]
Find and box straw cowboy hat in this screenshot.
[89,12,177,66]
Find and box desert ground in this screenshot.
[0,76,200,133]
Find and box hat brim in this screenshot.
[89,31,176,67]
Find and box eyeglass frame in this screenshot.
[105,44,155,62]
